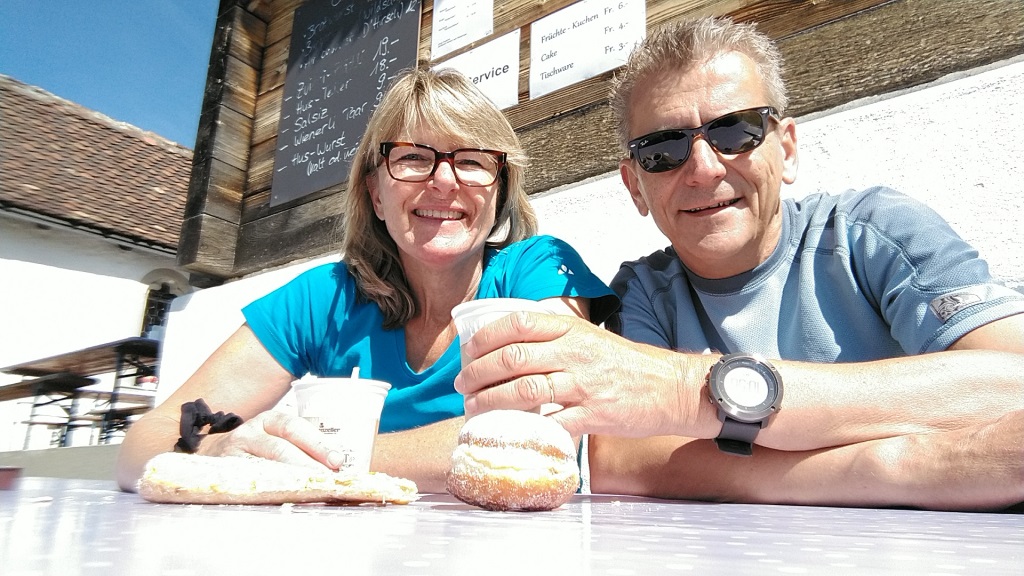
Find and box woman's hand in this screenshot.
[197,410,348,470]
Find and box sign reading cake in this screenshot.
[529,0,645,99]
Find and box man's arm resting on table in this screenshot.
[589,410,1024,511]
[746,348,1024,450]
[460,311,1024,445]
[745,314,1024,449]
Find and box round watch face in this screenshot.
[721,366,770,408]
[709,354,783,423]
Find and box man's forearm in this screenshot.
[589,416,1024,511]
[588,434,851,505]
[685,349,1024,450]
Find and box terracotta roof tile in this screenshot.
[0,74,192,252]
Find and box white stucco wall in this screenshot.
[150,55,1023,415]
[0,216,189,450]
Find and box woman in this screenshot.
[116,67,617,493]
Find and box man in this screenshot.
[454,17,1024,510]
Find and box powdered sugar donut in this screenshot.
[447,410,579,511]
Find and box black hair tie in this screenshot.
[173,398,244,453]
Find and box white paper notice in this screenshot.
[435,30,521,109]
[432,0,494,59]
[529,0,646,99]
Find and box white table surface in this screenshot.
[2,477,1022,576]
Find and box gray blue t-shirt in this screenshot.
[607,187,1024,360]
[243,235,617,432]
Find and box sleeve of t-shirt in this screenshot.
[241,263,344,377]
[843,187,1024,353]
[606,262,674,349]
[487,235,619,324]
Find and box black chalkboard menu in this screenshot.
[271,0,422,206]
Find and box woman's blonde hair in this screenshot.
[610,17,788,153]
[341,66,537,328]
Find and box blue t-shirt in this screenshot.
[607,187,1024,360]
[243,235,617,432]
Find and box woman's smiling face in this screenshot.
[368,125,501,269]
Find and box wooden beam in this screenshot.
[183,156,245,225]
[233,193,342,272]
[781,0,1024,117]
[179,0,266,275]
[177,212,239,277]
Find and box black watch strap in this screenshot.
[714,417,762,457]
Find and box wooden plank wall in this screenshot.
[178,0,1024,283]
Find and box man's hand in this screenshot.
[453,311,713,438]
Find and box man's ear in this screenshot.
[619,159,650,217]
[779,117,799,185]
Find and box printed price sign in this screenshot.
[529,0,645,99]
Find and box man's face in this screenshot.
[619,51,798,279]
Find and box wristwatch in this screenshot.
[705,353,783,456]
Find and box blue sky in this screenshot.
[0,1,219,148]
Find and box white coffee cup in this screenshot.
[292,374,391,474]
[451,298,559,367]
[451,298,562,414]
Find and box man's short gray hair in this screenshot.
[609,17,788,153]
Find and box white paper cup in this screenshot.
[452,298,561,414]
[292,376,391,474]
[451,298,558,367]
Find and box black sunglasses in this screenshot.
[627,107,780,173]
